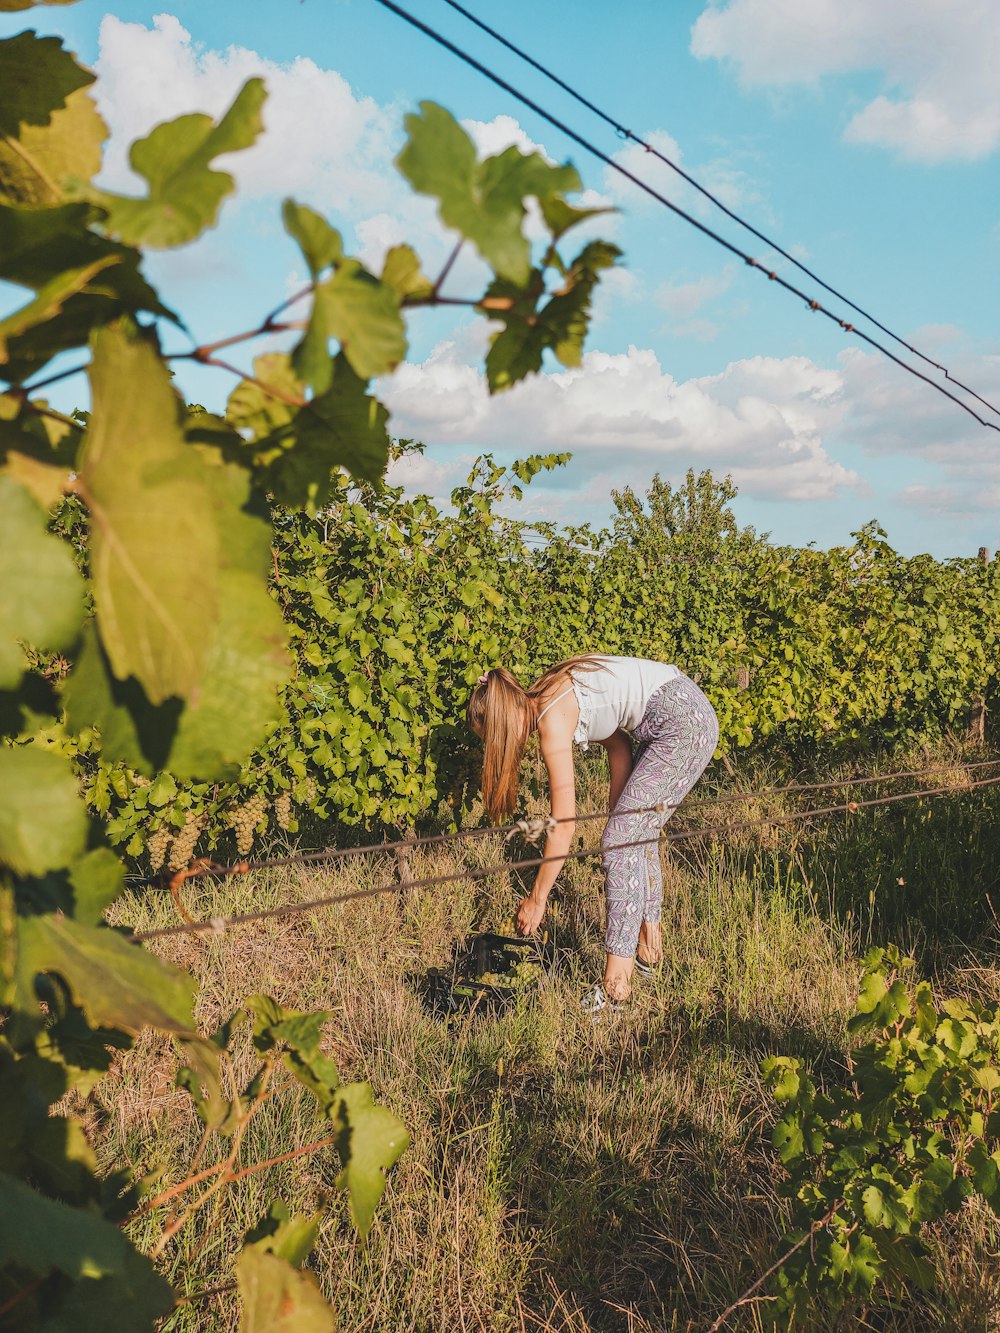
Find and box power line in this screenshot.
[438,0,1000,425]
[371,0,1000,438]
[130,771,1000,943]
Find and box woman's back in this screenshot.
[556,655,679,748]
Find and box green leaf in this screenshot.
[244,1200,322,1268]
[282,199,342,279]
[380,243,433,301]
[483,240,619,392]
[0,1171,173,1325]
[539,195,616,244]
[0,31,93,141]
[296,263,406,390]
[81,319,219,704]
[330,1081,408,1242]
[0,253,122,353]
[0,80,106,208]
[237,1245,336,1333]
[16,913,196,1035]
[226,351,302,442]
[67,847,126,926]
[66,579,288,781]
[256,354,390,506]
[0,746,87,875]
[397,102,580,284]
[89,78,266,248]
[67,423,290,777]
[0,474,84,688]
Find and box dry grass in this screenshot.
[90,748,1000,1331]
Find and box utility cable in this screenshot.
[371,0,1000,437]
[124,755,1000,890]
[438,0,1000,423]
[129,770,1000,943]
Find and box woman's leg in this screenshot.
[602,676,718,996]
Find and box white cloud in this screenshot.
[691,0,1000,162]
[95,15,402,212]
[93,15,608,285]
[382,338,860,503]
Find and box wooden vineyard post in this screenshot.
[968,696,987,746]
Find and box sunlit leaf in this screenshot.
[0,746,88,876]
[16,912,196,1034]
[0,473,84,687]
[0,31,93,140]
[331,1081,408,1242]
[283,199,342,279]
[237,1245,336,1333]
[380,243,433,301]
[0,81,106,207]
[81,320,219,704]
[397,101,580,284]
[88,78,266,248]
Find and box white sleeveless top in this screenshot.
[539,656,681,750]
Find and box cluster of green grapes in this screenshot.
[147,821,173,873]
[167,813,205,872]
[274,792,292,831]
[225,793,269,856]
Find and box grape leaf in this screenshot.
[243,1201,322,1268]
[271,355,390,504]
[0,473,83,686]
[88,78,266,248]
[65,454,290,780]
[397,101,580,284]
[16,913,197,1034]
[305,262,407,384]
[237,1245,336,1333]
[0,82,106,208]
[0,1172,172,1321]
[0,746,88,875]
[226,351,302,442]
[81,320,219,704]
[380,243,433,301]
[283,199,342,279]
[330,1081,409,1242]
[483,240,620,391]
[0,31,93,140]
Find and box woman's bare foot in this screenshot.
[604,953,633,1001]
[637,920,662,967]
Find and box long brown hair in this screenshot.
[466,655,606,820]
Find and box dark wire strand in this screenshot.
[130,771,1000,943]
[123,756,1000,889]
[438,0,1000,424]
[370,0,1000,437]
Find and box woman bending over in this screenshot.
[467,655,718,1007]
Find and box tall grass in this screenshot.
[95,746,1000,1331]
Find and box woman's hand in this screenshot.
[516,892,547,936]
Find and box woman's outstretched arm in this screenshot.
[515,725,576,935]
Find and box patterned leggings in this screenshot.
[601,674,719,958]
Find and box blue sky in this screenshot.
[6,0,1000,555]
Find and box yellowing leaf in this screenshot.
[0,81,106,207]
[0,473,84,687]
[81,320,219,704]
[237,1246,336,1333]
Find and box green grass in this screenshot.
[94,746,1000,1331]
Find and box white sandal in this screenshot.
[580,984,623,1019]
